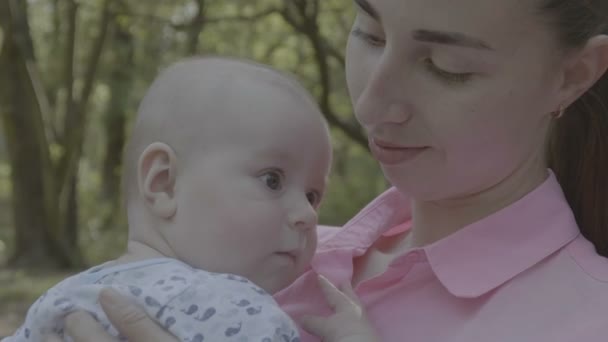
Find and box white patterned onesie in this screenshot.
[2,258,300,342]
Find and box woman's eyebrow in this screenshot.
[352,1,493,52]
[353,0,380,21]
[413,29,495,51]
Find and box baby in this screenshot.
[2,57,364,342]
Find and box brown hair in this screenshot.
[543,0,608,256]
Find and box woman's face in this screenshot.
[346,0,565,200]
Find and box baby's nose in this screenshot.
[289,200,318,231]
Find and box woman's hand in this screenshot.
[301,275,379,342]
[45,289,179,342]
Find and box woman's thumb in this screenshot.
[301,314,332,339]
[99,288,178,342]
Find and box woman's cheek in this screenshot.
[346,40,375,103]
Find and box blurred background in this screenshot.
[0,0,388,334]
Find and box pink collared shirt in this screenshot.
[274,172,608,341]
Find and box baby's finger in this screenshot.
[339,281,361,305]
[317,275,358,312]
[301,314,332,340]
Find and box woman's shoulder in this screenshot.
[564,234,608,283]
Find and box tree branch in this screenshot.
[72,2,279,31]
[280,0,367,148]
[173,7,279,31]
[46,0,62,142]
[280,5,305,32]
[79,0,111,109]
[60,0,77,147]
[324,40,345,67]
[185,0,206,55]
[56,0,112,210]
[263,33,291,60]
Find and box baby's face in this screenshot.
[168,82,332,293]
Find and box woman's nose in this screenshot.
[355,56,412,126]
[357,97,411,127]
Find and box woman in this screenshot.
[52,0,608,340]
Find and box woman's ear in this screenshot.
[556,34,608,108]
[137,142,178,219]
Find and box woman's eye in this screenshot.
[351,27,386,46]
[424,58,474,84]
[306,191,320,206]
[260,170,283,191]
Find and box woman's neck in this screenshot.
[405,164,549,249]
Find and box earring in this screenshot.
[551,105,565,119]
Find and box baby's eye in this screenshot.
[306,191,320,207]
[259,170,283,191]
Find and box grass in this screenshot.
[0,269,74,338]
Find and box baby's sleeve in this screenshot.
[155,273,300,342]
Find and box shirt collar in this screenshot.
[316,186,410,252]
[317,170,580,298]
[425,171,580,298]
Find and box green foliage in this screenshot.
[0,269,71,305]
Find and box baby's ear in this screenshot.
[137,142,178,219]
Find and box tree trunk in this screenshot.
[65,172,80,250]
[56,0,112,229]
[0,0,72,269]
[0,0,106,269]
[101,19,133,214]
[101,105,127,203]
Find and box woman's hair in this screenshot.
[543,0,608,256]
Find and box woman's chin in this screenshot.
[382,168,447,201]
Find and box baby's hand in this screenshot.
[301,275,379,342]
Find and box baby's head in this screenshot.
[124,57,332,293]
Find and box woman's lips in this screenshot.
[369,138,428,165]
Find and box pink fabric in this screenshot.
[274,171,608,341]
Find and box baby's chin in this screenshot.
[253,273,298,295]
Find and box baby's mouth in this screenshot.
[275,251,298,264]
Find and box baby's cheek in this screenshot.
[220,203,277,241]
[302,232,318,263]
